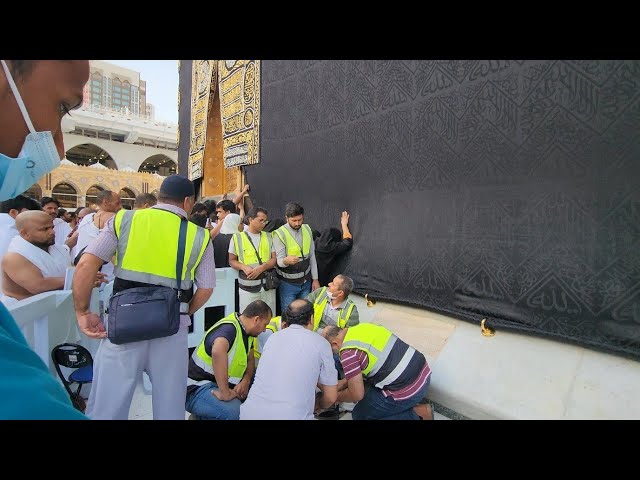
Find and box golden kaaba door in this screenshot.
[201,73,241,197]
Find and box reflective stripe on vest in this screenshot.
[274,224,312,280]
[340,323,397,378]
[312,287,356,331]
[233,231,272,288]
[191,313,254,385]
[372,346,417,389]
[265,316,282,334]
[113,208,208,289]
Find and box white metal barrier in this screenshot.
[6,267,238,395]
[188,268,238,349]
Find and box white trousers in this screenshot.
[86,325,188,420]
[239,287,276,315]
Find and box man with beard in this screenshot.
[272,202,320,312]
[1,211,97,305]
[41,196,71,246]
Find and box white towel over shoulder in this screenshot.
[7,235,70,278]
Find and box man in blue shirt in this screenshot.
[0,60,90,419]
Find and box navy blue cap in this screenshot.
[159,175,195,199]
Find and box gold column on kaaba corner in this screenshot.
[187,60,261,199]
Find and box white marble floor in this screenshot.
[127,381,449,420]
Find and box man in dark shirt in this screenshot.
[186,300,272,420]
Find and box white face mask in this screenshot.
[327,290,339,301]
[0,60,61,201]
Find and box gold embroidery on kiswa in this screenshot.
[219,60,260,167]
[188,60,217,180]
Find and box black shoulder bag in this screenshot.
[244,231,280,291]
[107,219,188,344]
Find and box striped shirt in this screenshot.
[339,348,432,401]
[84,203,216,327]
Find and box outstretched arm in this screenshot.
[340,211,352,240]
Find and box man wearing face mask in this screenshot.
[73,174,216,420]
[306,274,359,386]
[306,274,359,332]
[0,59,90,419]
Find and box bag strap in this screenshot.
[244,231,263,265]
[176,219,188,299]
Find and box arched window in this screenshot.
[23,183,43,202]
[119,188,136,209]
[90,72,103,106]
[86,185,105,208]
[52,182,79,208]
[139,155,177,176]
[66,143,117,169]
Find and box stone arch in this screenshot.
[66,143,118,170]
[85,184,108,208]
[24,183,43,201]
[52,182,79,209]
[139,154,177,176]
[119,187,137,209]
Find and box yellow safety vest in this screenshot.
[312,287,356,331]
[339,323,395,378]
[192,313,255,385]
[232,231,272,291]
[232,231,272,266]
[254,316,282,360]
[274,224,313,282]
[113,208,208,290]
[265,316,283,334]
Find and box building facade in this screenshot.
[86,60,154,119]
[24,61,178,209]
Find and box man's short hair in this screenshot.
[192,202,207,215]
[242,300,273,320]
[284,299,314,327]
[133,193,157,208]
[285,202,304,218]
[336,274,354,297]
[96,190,115,205]
[246,207,268,221]
[1,195,41,214]
[203,199,217,216]
[40,196,59,208]
[216,199,235,213]
[189,213,207,228]
[324,326,342,342]
[57,208,67,218]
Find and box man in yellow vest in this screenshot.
[306,274,359,332]
[186,300,272,420]
[323,324,433,420]
[229,206,277,313]
[272,202,320,313]
[73,175,216,420]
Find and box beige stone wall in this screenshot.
[33,163,164,208]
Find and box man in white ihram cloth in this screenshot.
[1,211,77,343]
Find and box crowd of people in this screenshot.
[0,59,433,420]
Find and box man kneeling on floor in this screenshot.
[322,324,433,420]
[240,299,337,420]
[186,300,272,420]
